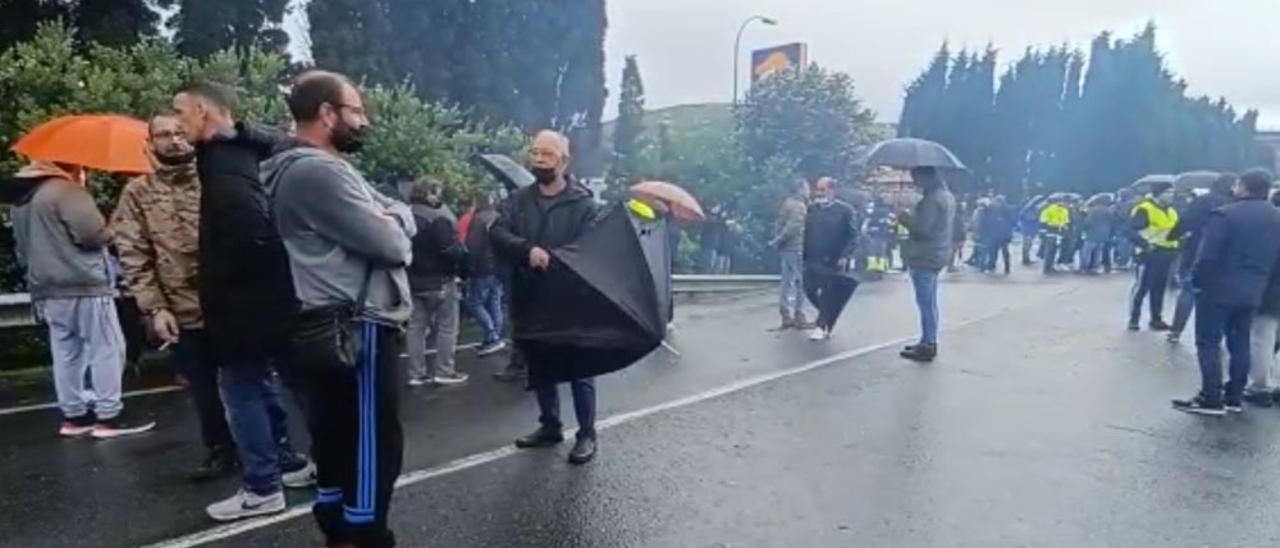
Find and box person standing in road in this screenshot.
[770,179,810,330]
[172,82,314,521]
[1079,199,1115,274]
[986,195,1016,275]
[1038,196,1071,275]
[1126,182,1180,332]
[801,177,860,342]
[265,70,415,548]
[898,167,956,363]
[1166,174,1236,343]
[1112,189,1138,270]
[464,192,509,357]
[112,112,235,479]
[490,130,602,465]
[405,178,470,387]
[864,195,897,275]
[6,161,156,439]
[1245,221,1280,409]
[1173,169,1280,415]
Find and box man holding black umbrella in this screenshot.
[899,167,956,363]
[802,177,860,341]
[491,130,602,464]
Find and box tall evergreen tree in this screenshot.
[174,0,289,59]
[306,0,396,83]
[609,55,646,187]
[0,0,166,51]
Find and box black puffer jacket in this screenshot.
[408,203,467,293]
[196,123,297,365]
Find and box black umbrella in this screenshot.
[474,153,534,191]
[515,203,673,386]
[859,138,967,170]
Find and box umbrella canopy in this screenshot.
[516,203,672,386]
[11,115,150,173]
[1129,174,1175,192]
[474,153,533,191]
[1173,170,1221,192]
[629,180,705,222]
[1086,192,1116,207]
[859,138,967,171]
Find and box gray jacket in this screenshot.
[11,176,113,300]
[901,186,956,271]
[262,147,416,325]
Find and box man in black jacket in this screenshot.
[1173,169,1280,416]
[172,81,311,521]
[406,178,469,387]
[490,130,601,465]
[1166,173,1235,343]
[802,177,859,342]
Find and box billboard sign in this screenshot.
[751,43,808,83]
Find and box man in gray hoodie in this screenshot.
[7,161,156,439]
[263,70,415,548]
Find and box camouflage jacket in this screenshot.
[111,162,203,328]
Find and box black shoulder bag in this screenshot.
[289,265,374,371]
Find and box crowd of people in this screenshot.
[3,70,616,548]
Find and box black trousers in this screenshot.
[1129,248,1177,325]
[306,322,404,548]
[172,329,234,451]
[803,264,859,330]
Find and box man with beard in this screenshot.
[172,82,313,521]
[112,112,236,480]
[264,70,415,548]
[802,177,860,342]
[491,130,602,465]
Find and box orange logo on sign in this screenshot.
[754,52,793,78]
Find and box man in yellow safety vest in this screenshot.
[1127,181,1180,331]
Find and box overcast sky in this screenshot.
[604,0,1280,129]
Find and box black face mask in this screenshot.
[333,120,369,154]
[531,166,558,185]
[155,149,196,166]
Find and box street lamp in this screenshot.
[732,15,778,105]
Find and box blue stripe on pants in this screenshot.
[346,321,378,524]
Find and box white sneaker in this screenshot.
[407,375,432,387]
[281,460,316,489]
[206,489,286,522]
[433,372,470,386]
[476,340,507,357]
[808,327,830,341]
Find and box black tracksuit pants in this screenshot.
[804,264,859,330]
[306,321,404,548]
[1130,248,1177,326]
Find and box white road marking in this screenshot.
[0,385,182,417]
[141,307,1017,548]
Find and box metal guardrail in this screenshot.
[0,275,782,329]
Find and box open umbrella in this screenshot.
[1086,192,1115,207]
[515,203,673,386]
[11,114,150,173]
[629,180,705,223]
[859,138,966,171]
[473,153,533,191]
[1129,174,1175,193]
[1173,171,1221,193]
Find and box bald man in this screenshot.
[491,130,603,464]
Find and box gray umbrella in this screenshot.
[859,138,967,170]
[1129,174,1175,192]
[474,153,534,191]
[1173,171,1221,192]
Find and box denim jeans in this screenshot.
[536,378,596,439]
[1194,298,1253,403]
[465,275,505,344]
[220,364,291,495]
[778,251,806,320]
[407,282,460,380]
[1170,267,1197,334]
[1079,240,1104,272]
[909,268,941,345]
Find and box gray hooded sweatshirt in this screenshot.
[262,147,416,325]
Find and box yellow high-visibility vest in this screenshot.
[1131,200,1179,249]
[1039,203,1070,229]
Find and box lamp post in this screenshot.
[733,15,778,105]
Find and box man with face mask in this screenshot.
[264,70,416,548]
[112,113,236,480]
[1126,182,1180,332]
[172,82,314,521]
[801,177,860,341]
[490,130,602,465]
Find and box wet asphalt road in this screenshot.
[4,269,1277,548]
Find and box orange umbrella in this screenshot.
[629,181,705,222]
[11,114,151,174]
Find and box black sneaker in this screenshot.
[1126,322,1140,332]
[1149,320,1172,332]
[189,446,240,483]
[568,435,597,465]
[900,344,937,363]
[514,427,565,449]
[1171,395,1225,416]
[1243,390,1274,409]
[92,413,157,439]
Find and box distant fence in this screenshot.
[0,275,782,329]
